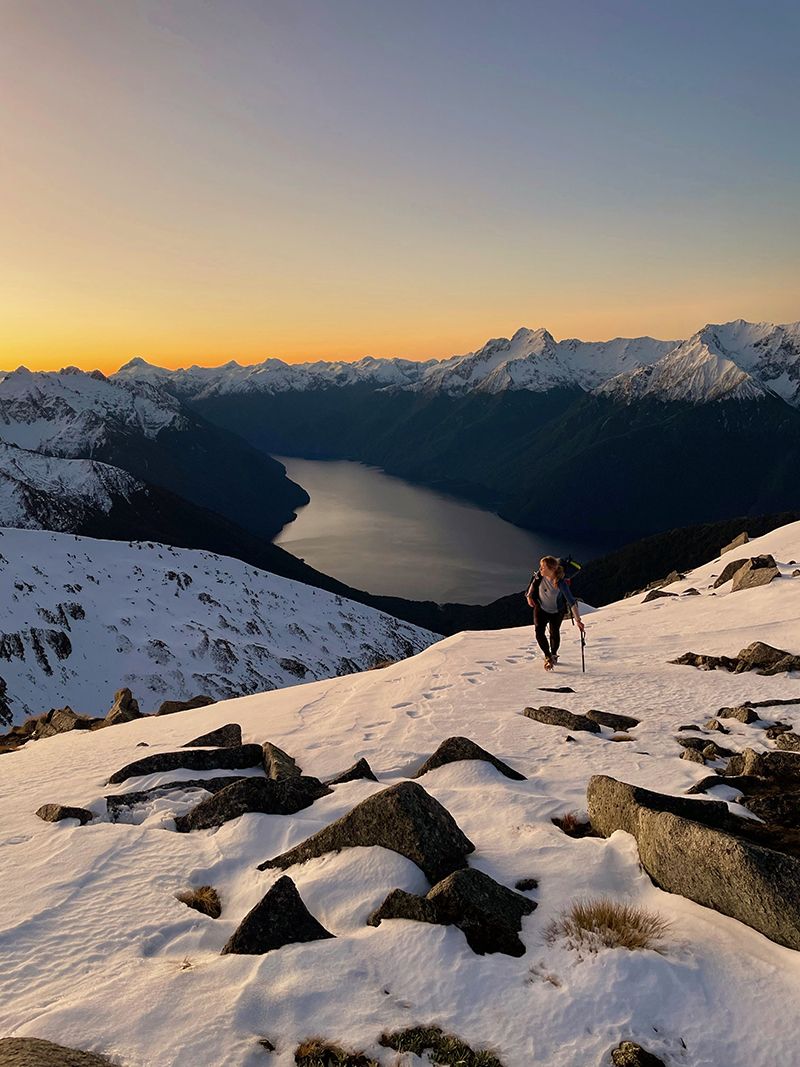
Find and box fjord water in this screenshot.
[274,456,604,603]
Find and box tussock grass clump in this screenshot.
[546,897,670,954]
[551,811,597,838]
[175,885,221,918]
[379,1026,505,1067]
[294,1039,378,1067]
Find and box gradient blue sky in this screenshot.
[2,0,799,369]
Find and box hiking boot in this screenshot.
[543,656,554,671]
[551,654,559,666]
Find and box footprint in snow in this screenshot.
[392,702,414,709]
[405,708,422,718]
[461,671,481,677]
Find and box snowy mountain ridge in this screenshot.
[1,521,799,1066]
[0,527,438,724]
[111,318,800,404]
[0,366,186,456]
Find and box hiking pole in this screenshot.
[580,631,586,673]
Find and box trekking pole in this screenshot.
[580,631,586,673]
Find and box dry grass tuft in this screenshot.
[176,884,221,918]
[294,1039,378,1066]
[546,897,670,954]
[379,1026,505,1067]
[551,811,597,838]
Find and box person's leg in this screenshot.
[549,617,563,657]
[534,613,552,657]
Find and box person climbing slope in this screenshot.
[526,555,585,670]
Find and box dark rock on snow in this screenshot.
[369,867,536,957]
[712,557,750,587]
[642,589,677,603]
[174,775,331,832]
[675,736,733,759]
[0,1036,118,1066]
[154,695,214,716]
[414,736,526,781]
[183,723,242,748]
[108,743,263,785]
[538,686,576,693]
[721,531,749,555]
[671,641,800,675]
[610,1041,666,1067]
[523,706,600,733]
[35,803,94,825]
[703,718,730,733]
[717,705,759,724]
[775,732,800,752]
[765,722,794,739]
[586,709,640,731]
[220,875,333,955]
[258,781,474,884]
[725,748,800,781]
[32,706,97,739]
[326,757,378,785]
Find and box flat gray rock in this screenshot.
[175,775,331,832]
[586,709,640,731]
[183,723,242,748]
[35,804,93,825]
[0,1038,118,1066]
[257,781,474,884]
[413,736,525,781]
[220,875,333,955]
[588,774,800,950]
[326,758,378,785]
[523,706,600,733]
[368,867,535,956]
[108,743,263,785]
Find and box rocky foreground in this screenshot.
[1,523,799,1066]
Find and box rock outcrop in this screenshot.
[523,706,600,733]
[731,555,779,592]
[721,531,749,555]
[671,641,800,675]
[35,803,94,825]
[220,875,333,955]
[414,736,525,781]
[326,757,378,785]
[183,723,242,748]
[587,774,800,950]
[154,695,214,716]
[174,775,331,832]
[586,710,640,731]
[104,688,141,727]
[610,1042,666,1067]
[368,867,535,956]
[0,1037,118,1066]
[257,781,474,884]
[262,741,301,780]
[107,743,263,785]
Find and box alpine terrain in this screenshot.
[1,521,799,1067]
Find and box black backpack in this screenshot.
[525,557,582,618]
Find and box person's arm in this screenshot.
[563,582,585,631]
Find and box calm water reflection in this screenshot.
[274,456,603,604]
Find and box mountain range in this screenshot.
[113,318,800,541]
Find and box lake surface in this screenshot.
[273,456,604,604]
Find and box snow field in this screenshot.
[1,523,799,1065]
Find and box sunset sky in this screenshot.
[2,0,799,373]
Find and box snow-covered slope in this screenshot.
[1,523,799,1066]
[0,443,143,531]
[0,528,438,722]
[598,320,800,405]
[0,366,185,455]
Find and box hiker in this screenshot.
[526,555,585,671]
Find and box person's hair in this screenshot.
[540,555,565,583]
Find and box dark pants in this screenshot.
[534,610,562,658]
